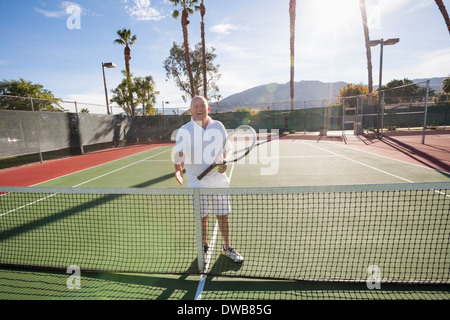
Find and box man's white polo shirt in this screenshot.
[175,116,230,188]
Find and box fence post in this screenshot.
[341,97,345,135]
[303,101,306,133]
[74,101,85,154]
[30,97,44,163]
[422,80,430,144]
[444,94,448,130]
[381,91,385,138]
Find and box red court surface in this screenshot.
[344,130,450,174]
[0,143,172,187]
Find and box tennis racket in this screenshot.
[197,125,257,180]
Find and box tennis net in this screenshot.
[1,182,449,284]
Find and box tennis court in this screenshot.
[1,131,449,301]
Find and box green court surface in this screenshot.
[34,139,450,189]
[1,138,449,300]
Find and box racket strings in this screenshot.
[224,128,256,162]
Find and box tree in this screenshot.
[114,28,137,116]
[434,76,450,102]
[110,72,159,116]
[134,76,159,116]
[381,78,435,102]
[164,42,221,102]
[441,76,450,93]
[0,78,64,111]
[338,83,369,98]
[337,83,369,108]
[200,0,207,100]
[359,0,374,93]
[435,0,450,34]
[289,0,296,110]
[169,0,199,100]
[110,76,133,115]
[432,76,450,102]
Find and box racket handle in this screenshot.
[197,163,217,180]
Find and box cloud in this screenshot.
[210,24,242,35]
[122,0,165,21]
[406,48,450,79]
[35,1,84,18]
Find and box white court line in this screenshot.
[195,162,236,301]
[31,146,169,187]
[0,147,172,217]
[72,148,171,187]
[194,222,219,301]
[0,193,57,217]
[306,142,414,183]
[330,140,450,175]
[307,142,450,198]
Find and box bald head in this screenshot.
[190,96,208,108]
[190,96,210,126]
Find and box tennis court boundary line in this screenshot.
[306,142,414,183]
[328,140,450,175]
[32,145,169,187]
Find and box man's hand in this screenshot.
[175,163,183,185]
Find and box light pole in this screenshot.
[162,100,169,116]
[162,100,169,129]
[368,38,399,138]
[102,62,116,114]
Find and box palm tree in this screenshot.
[435,0,450,34]
[114,28,137,115]
[289,0,296,111]
[200,0,207,100]
[359,0,373,93]
[170,0,199,99]
[134,76,159,116]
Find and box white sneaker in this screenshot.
[221,246,244,263]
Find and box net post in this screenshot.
[193,188,205,273]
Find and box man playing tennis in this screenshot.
[174,96,244,263]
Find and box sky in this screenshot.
[0,0,449,114]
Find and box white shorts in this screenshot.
[187,172,230,218]
[198,194,231,218]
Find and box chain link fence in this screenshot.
[1,80,448,166]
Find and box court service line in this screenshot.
[330,141,450,175]
[306,142,414,183]
[195,162,236,300]
[71,148,171,187]
[318,141,450,198]
[1,148,172,218]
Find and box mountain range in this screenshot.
[210,77,446,113]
